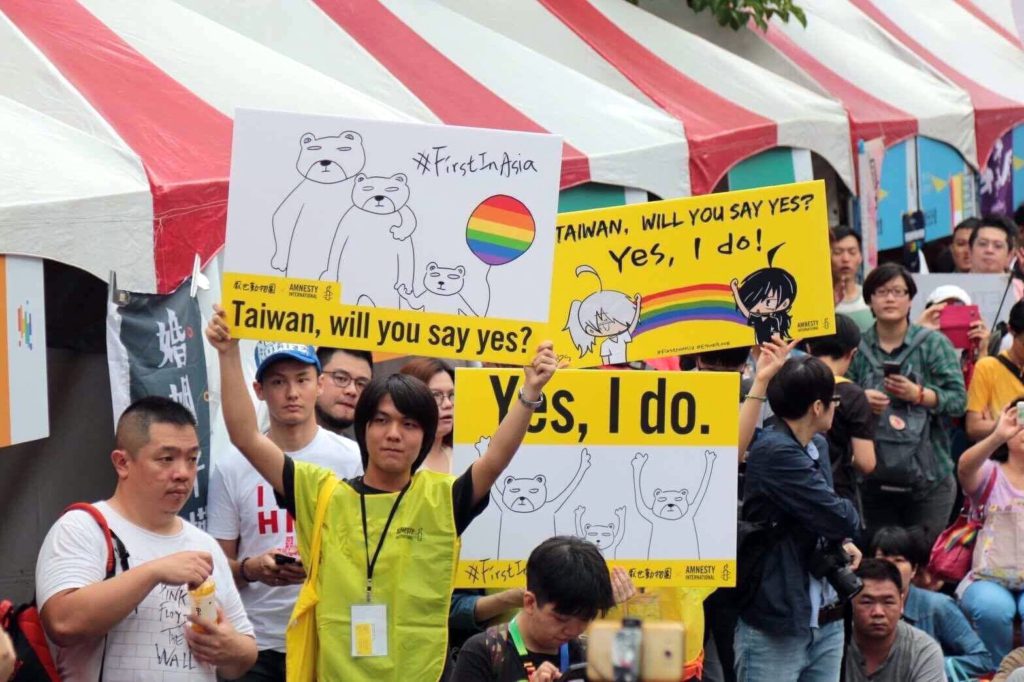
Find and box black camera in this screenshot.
[808,543,863,602]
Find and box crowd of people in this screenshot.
[6,214,1024,681]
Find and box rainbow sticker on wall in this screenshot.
[466,195,536,266]
[636,284,746,336]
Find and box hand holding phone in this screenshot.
[273,552,299,566]
[882,361,902,378]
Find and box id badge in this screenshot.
[351,603,388,657]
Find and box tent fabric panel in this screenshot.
[82,0,415,124]
[581,0,854,193]
[537,0,776,196]
[849,0,1024,169]
[0,96,155,291]
[171,0,441,124]
[435,0,660,108]
[313,0,591,188]
[0,0,233,294]
[383,0,691,199]
[955,0,1023,48]
[756,25,917,148]
[0,13,129,150]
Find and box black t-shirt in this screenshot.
[827,380,876,502]
[450,624,585,682]
[277,455,488,535]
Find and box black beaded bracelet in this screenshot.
[239,556,257,583]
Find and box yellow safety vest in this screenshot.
[314,469,459,681]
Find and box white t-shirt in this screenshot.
[35,501,253,681]
[206,427,362,652]
[601,331,632,364]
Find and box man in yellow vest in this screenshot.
[206,305,558,681]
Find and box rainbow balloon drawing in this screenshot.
[636,284,746,335]
[466,195,536,266]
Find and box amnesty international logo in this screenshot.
[16,300,32,350]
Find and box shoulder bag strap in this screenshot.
[979,465,999,507]
[306,477,341,586]
[857,338,882,371]
[62,503,130,682]
[994,354,1024,391]
[893,328,934,366]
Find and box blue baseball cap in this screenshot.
[254,342,321,382]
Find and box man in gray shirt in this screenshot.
[846,558,945,681]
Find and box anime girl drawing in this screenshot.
[564,265,641,364]
[730,244,797,345]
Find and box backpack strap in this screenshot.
[893,328,935,367]
[858,328,934,380]
[979,466,999,507]
[61,503,129,682]
[994,354,1024,391]
[64,503,129,577]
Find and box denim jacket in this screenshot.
[740,426,860,635]
[903,585,991,677]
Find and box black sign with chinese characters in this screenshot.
[116,285,210,529]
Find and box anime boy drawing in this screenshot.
[564,265,641,364]
[730,244,797,345]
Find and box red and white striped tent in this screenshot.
[172,0,691,203]
[1,0,690,296]
[955,0,1024,49]
[0,0,418,295]
[822,0,1024,170]
[640,0,977,171]
[435,0,855,196]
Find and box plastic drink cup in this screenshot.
[189,578,217,633]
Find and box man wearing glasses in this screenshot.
[207,342,363,681]
[315,347,374,436]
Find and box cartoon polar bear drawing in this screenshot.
[271,131,365,279]
[398,262,479,316]
[321,172,418,308]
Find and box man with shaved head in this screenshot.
[35,396,257,680]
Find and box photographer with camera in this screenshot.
[735,355,862,682]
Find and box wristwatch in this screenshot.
[518,388,545,410]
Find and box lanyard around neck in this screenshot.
[508,614,569,680]
[359,480,410,602]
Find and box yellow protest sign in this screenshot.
[222,109,562,363]
[453,368,738,588]
[551,180,834,367]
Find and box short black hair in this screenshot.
[868,526,929,570]
[115,396,197,453]
[766,356,835,420]
[831,225,861,247]
[353,373,437,472]
[1009,299,1024,335]
[527,536,614,621]
[316,347,374,370]
[855,557,904,593]
[806,314,861,360]
[695,346,751,371]
[969,214,1018,250]
[862,263,916,302]
[954,217,981,235]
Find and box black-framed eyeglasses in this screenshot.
[326,371,370,391]
[431,390,455,406]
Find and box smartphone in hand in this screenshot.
[273,553,299,566]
